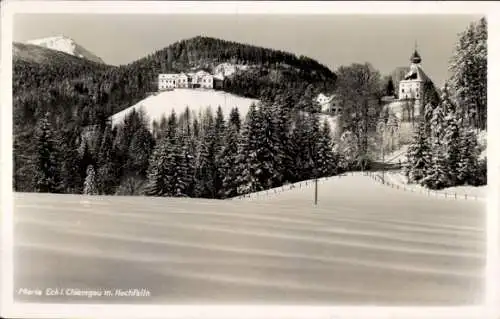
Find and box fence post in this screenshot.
[314,178,318,205]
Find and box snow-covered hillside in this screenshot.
[26,35,105,64]
[111,89,259,127]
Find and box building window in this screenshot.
[402,89,405,93]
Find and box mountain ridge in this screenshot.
[13,35,337,124]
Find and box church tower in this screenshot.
[398,45,431,120]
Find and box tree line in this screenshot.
[405,85,486,190]
[21,97,346,198]
[405,17,487,189]
[449,17,487,130]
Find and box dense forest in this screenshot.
[405,17,487,189]
[22,98,345,197]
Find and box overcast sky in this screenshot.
[13,14,482,87]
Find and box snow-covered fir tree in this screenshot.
[449,17,487,129]
[289,112,313,182]
[144,138,170,196]
[405,120,431,183]
[128,125,155,178]
[83,165,98,195]
[272,101,294,184]
[194,110,218,198]
[409,82,484,189]
[235,103,264,194]
[442,108,461,186]
[316,119,337,177]
[217,124,241,198]
[171,136,194,197]
[229,107,242,132]
[306,112,322,177]
[457,127,481,185]
[58,127,83,194]
[259,102,284,188]
[421,140,449,190]
[33,113,60,193]
[213,106,227,193]
[97,124,117,195]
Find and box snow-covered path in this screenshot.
[14,174,485,305]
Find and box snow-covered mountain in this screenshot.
[26,35,105,64]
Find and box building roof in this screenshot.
[402,64,431,83]
[159,73,178,78]
[410,50,422,64]
[316,93,336,103]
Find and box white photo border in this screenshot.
[1,1,499,319]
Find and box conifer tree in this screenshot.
[405,121,431,183]
[128,126,155,178]
[306,112,322,177]
[194,111,218,198]
[179,134,196,196]
[457,128,481,185]
[229,107,242,131]
[421,141,449,190]
[273,102,294,184]
[83,165,98,195]
[235,103,263,194]
[316,119,337,177]
[258,103,284,188]
[289,112,313,181]
[218,124,240,198]
[33,114,60,193]
[165,110,178,142]
[420,86,451,189]
[144,138,171,196]
[442,110,461,185]
[449,17,487,129]
[58,127,83,194]
[97,124,117,195]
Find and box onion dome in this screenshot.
[410,50,422,64]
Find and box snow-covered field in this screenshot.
[14,173,484,305]
[383,170,487,200]
[111,89,259,128]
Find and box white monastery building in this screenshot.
[158,70,214,91]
